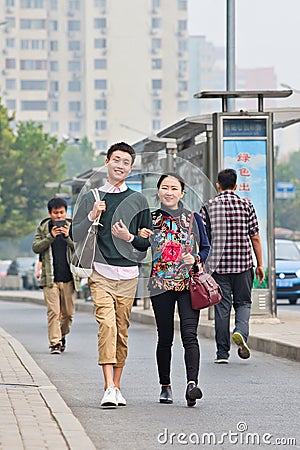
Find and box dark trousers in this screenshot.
[212,269,254,359]
[151,290,200,386]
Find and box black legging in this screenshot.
[151,290,200,386]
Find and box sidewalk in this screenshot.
[0,290,299,450]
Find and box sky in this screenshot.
[188,0,300,98]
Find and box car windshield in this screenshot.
[275,241,300,261]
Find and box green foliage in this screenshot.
[61,137,97,178]
[0,103,66,239]
[274,150,300,231]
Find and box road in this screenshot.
[0,300,299,450]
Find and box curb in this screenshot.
[1,327,96,450]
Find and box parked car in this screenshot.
[7,257,38,289]
[275,239,300,305]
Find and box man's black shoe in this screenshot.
[159,385,173,404]
[61,337,66,352]
[50,344,61,355]
[185,381,203,407]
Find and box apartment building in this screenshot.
[0,0,189,149]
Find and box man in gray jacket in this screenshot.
[32,197,78,354]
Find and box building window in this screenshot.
[152,120,161,131]
[50,0,57,9]
[68,41,80,51]
[178,80,188,91]
[152,38,161,50]
[95,100,107,110]
[178,20,187,31]
[68,61,81,71]
[151,18,161,29]
[152,59,162,69]
[152,0,160,9]
[6,38,15,48]
[94,18,106,29]
[95,120,107,130]
[68,0,80,9]
[68,20,80,31]
[51,101,59,112]
[178,39,187,52]
[6,0,15,6]
[50,81,59,91]
[68,80,81,91]
[178,60,187,72]
[95,140,107,151]
[21,80,47,90]
[69,121,81,132]
[21,100,47,111]
[178,0,187,10]
[153,99,162,110]
[21,39,45,50]
[6,79,16,90]
[20,19,46,29]
[49,20,58,31]
[69,101,81,112]
[20,59,47,70]
[94,38,106,49]
[6,18,16,28]
[94,59,107,69]
[178,100,188,112]
[6,99,16,110]
[50,122,59,132]
[95,79,107,89]
[94,0,106,8]
[21,0,44,7]
[5,58,16,69]
[152,79,162,89]
[50,41,58,51]
[50,61,59,71]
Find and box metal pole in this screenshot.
[226,0,236,111]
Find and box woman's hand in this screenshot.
[182,252,195,266]
[138,228,154,238]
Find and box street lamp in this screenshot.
[280,83,300,94]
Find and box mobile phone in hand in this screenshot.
[54,219,66,227]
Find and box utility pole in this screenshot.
[226,0,236,111]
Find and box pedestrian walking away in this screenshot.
[200,168,265,364]
[71,142,152,408]
[139,173,210,407]
[32,197,79,355]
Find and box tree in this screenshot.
[61,137,97,179]
[0,110,66,239]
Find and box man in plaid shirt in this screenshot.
[201,169,265,363]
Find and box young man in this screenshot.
[32,198,79,354]
[72,142,152,408]
[201,169,265,364]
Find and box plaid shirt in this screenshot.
[201,190,259,274]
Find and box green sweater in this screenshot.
[72,188,152,267]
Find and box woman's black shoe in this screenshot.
[159,385,173,404]
[185,382,202,407]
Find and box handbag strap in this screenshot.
[91,188,101,226]
[186,211,195,253]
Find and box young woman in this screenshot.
[139,173,210,407]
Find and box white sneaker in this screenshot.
[100,387,117,407]
[115,388,126,406]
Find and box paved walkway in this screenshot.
[0,290,299,449]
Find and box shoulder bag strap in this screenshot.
[186,211,195,253]
[91,188,101,226]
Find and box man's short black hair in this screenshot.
[217,169,237,190]
[106,142,136,164]
[47,197,68,212]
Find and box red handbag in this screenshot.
[189,265,222,310]
[186,212,222,310]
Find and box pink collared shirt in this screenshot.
[93,180,139,280]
